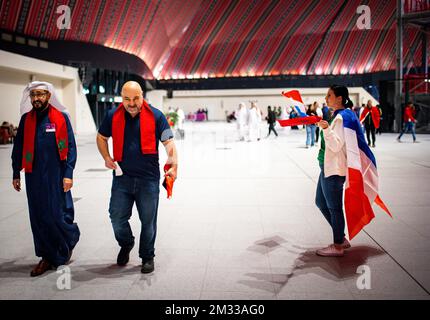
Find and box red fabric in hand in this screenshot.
[277,116,321,127]
[163,163,174,199]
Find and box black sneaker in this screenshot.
[117,245,134,266]
[141,258,154,274]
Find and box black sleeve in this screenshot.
[11,115,26,179]
[63,114,77,179]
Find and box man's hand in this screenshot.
[165,166,177,181]
[104,156,117,170]
[162,139,178,181]
[317,120,329,129]
[12,179,21,192]
[63,178,73,192]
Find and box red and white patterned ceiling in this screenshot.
[0,0,428,79]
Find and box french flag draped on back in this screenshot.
[278,90,321,127]
[340,109,392,240]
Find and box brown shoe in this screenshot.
[65,250,73,265]
[30,259,53,277]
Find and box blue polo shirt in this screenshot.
[98,106,173,180]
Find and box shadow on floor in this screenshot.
[251,235,288,254]
[0,241,385,295]
[0,259,34,277]
[272,245,386,294]
[70,263,142,282]
[0,259,143,283]
[242,235,386,295]
[292,245,386,278]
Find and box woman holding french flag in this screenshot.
[315,85,391,257]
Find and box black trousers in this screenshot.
[365,122,376,146]
[267,123,278,136]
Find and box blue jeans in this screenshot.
[315,165,346,244]
[109,175,160,260]
[398,122,416,141]
[306,125,316,146]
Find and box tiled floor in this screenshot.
[0,121,429,300]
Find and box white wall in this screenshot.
[154,87,379,120]
[0,50,96,134]
[146,89,167,111]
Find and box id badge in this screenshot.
[45,123,56,132]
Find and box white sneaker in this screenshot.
[341,238,351,249]
[316,244,344,257]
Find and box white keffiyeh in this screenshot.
[20,81,69,117]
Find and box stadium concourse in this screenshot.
[0,122,429,300]
[0,0,430,302]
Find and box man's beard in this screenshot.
[125,105,141,115]
[32,100,49,111]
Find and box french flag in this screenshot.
[282,90,307,116]
[341,109,392,240]
[278,90,321,127]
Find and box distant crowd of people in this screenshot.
[231,101,330,145]
[187,108,208,121]
[234,101,264,142]
[0,121,17,144]
[227,99,419,147]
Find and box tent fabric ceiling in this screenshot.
[0,0,426,79]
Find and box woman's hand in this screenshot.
[317,120,329,129]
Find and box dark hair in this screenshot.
[330,85,353,108]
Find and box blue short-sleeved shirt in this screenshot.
[98,106,173,180]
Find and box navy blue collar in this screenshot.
[333,108,345,117]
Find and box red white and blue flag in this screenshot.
[278,90,321,127]
[340,109,392,239]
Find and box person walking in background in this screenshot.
[360,100,380,148]
[266,106,278,138]
[306,103,318,148]
[289,107,299,130]
[236,102,248,141]
[248,102,261,141]
[375,105,383,135]
[176,107,185,139]
[397,102,418,143]
[316,102,331,144]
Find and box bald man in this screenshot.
[96,81,177,273]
